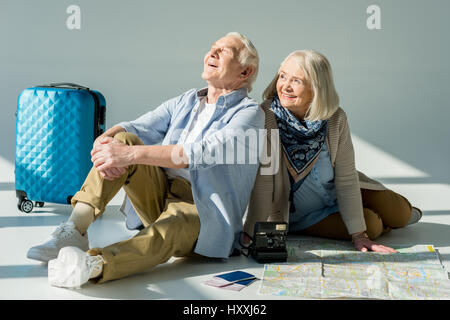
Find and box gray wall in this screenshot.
[1,0,449,183]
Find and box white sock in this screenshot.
[68,202,95,236]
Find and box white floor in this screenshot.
[1,136,450,300]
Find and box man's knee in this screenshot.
[113,132,144,146]
[157,209,199,239]
[145,211,199,255]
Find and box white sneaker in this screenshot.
[407,207,423,225]
[27,221,89,262]
[48,246,104,289]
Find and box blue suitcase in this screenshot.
[15,83,106,213]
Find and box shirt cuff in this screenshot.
[345,217,367,235]
[115,122,135,135]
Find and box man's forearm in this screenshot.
[130,144,189,169]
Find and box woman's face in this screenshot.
[276,57,313,120]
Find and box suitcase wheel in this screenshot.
[19,200,34,213]
[35,201,44,208]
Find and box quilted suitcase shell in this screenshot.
[15,84,106,208]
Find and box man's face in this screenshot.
[201,36,245,89]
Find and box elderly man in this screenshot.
[27,32,264,288]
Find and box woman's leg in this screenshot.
[300,207,388,240]
[361,189,412,229]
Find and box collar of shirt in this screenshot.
[196,87,248,109]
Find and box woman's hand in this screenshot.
[351,231,398,253]
[91,137,131,180]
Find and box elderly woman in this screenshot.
[245,50,421,252]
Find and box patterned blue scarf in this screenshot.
[271,95,328,177]
[271,96,328,212]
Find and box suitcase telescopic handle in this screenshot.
[41,83,90,90]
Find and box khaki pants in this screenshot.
[300,188,412,240]
[71,132,200,284]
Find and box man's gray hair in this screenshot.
[226,32,259,92]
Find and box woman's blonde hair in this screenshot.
[263,50,339,121]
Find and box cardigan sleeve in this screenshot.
[244,101,280,237]
[244,117,277,236]
[333,112,367,235]
[244,169,274,236]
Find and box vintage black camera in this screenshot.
[251,222,288,263]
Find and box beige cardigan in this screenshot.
[244,100,388,236]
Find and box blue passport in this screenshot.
[214,271,257,286]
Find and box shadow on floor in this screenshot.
[0,182,15,191]
[0,214,68,228]
[0,264,48,278]
[0,204,124,228]
[422,210,450,216]
[378,221,450,248]
[76,255,259,300]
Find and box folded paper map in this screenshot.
[258,239,450,299]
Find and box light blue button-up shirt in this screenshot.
[289,142,340,231]
[116,87,265,258]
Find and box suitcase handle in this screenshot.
[40,83,90,90]
[34,83,104,138]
